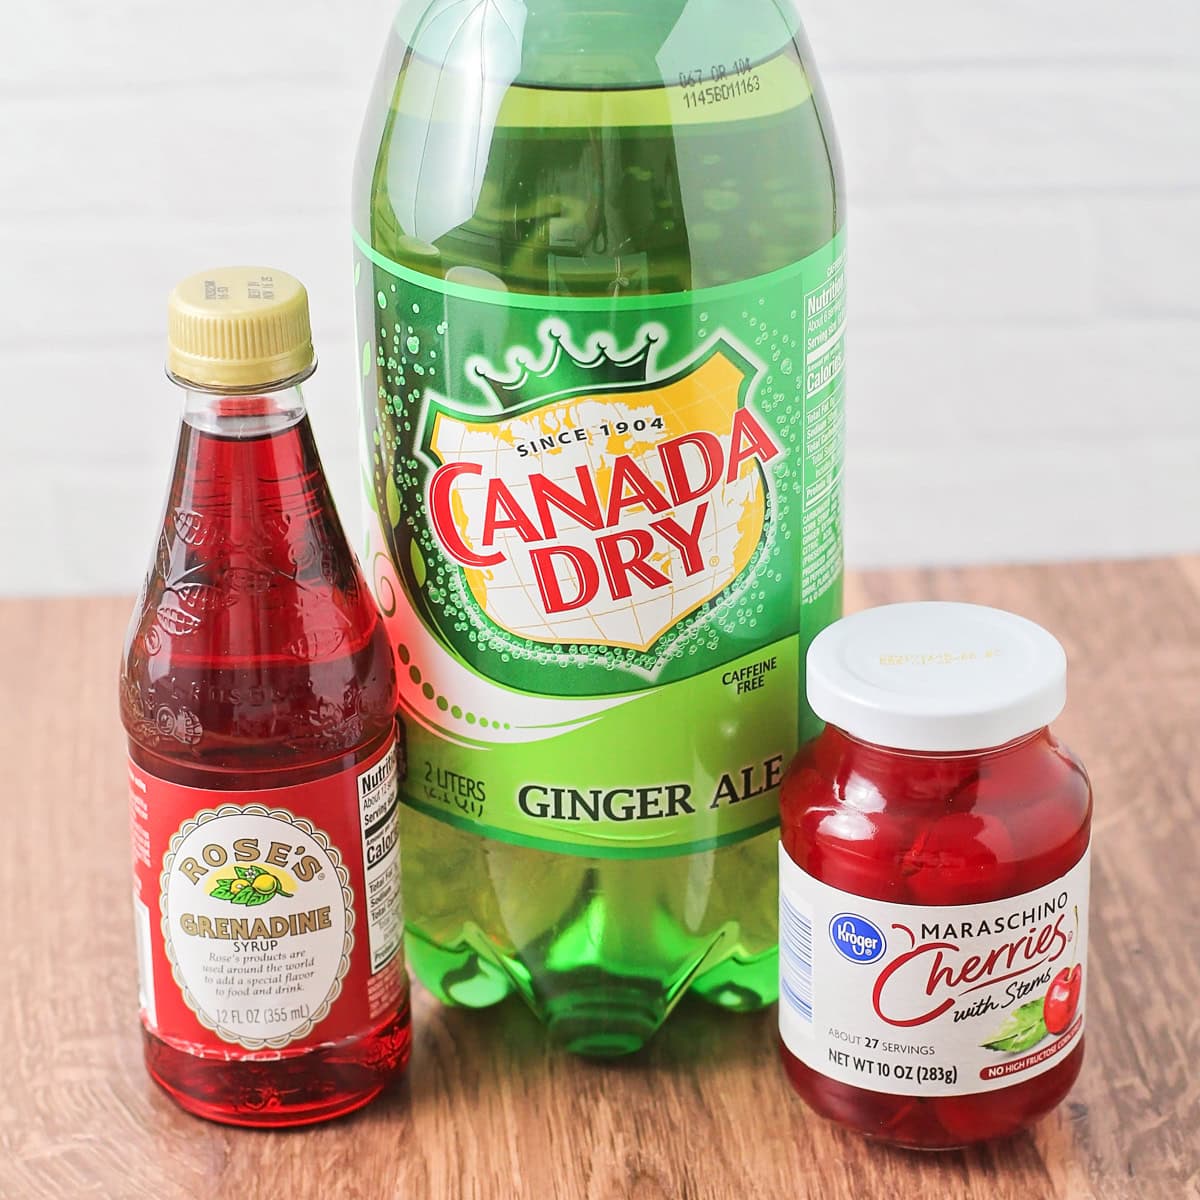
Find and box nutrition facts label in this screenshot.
[801,252,847,605]
[357,745,402,975]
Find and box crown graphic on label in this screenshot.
[473,328,659,408]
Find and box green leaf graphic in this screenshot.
[410,539,427,588]
[386,474,402,529]
[209,880,236,900]
[981,998,1048,1054]
[232,888,255,906]
[243,889,271,907]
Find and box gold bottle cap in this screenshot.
[166,266,316,391]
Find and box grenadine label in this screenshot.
[779,844,1090,1096]
[129,737,404,1052]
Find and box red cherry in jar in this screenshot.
[779,603,1093,1150]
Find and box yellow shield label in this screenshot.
[423,329,780,653]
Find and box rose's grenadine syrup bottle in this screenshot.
[121,267,411,1126]
[779,602,1092,1149]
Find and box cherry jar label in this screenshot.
[779,844,1090,1096]
[128,738,404,1052]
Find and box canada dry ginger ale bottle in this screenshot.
[354,0,845,1055]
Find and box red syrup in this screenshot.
[122,392,411,1126]
[780,725,1091,1149]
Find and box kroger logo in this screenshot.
[829,913,887,964]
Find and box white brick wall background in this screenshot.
[0,0,1196,595]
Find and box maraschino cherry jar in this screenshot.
[779,602,1092,1149]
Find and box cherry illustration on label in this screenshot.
[1044,965,1083,1034]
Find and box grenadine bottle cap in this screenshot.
[806,601,1067,752]
[167,266,316,391]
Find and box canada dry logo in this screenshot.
[418,322,781,653]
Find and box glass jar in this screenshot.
[778,602,1092,1149]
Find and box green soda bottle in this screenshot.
[353,0,845,1056]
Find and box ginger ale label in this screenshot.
[355,231,846,858]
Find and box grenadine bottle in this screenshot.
[779,602,1092,1149]
[121,267,411,1126]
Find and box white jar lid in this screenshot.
[806,602,1067,752]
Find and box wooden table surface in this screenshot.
[1,559,1197,1200]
